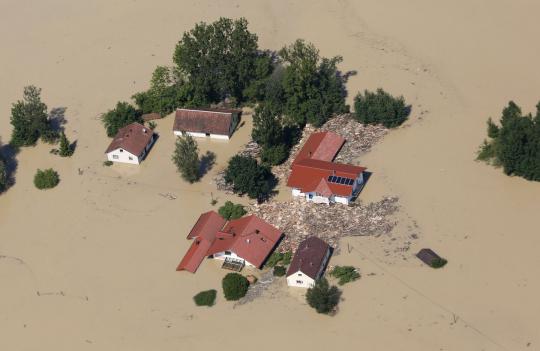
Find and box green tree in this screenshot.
[34,168,60,189]
[279,40,348,127]
[222,273,250,301]
[58,132,73,157]
[306,278,342,315]
[224,155,275,200]
[10,86,53,146]
[353,88,409,128]
[102,102,142,137]
[172,135,200,183]
[173,17,264,104]
[218,201,246,220]
[193,289,217,307]
[330,266,360,285]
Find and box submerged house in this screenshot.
[173,108,241,140]
[105,122,155,164]
[176,211,283,273]
[286,236,332,288]
[286,131,367,205]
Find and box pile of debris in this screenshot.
[234,270,275,307]
[247,196,399,253]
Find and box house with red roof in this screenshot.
[105,122,155,164]
[176,211,283,273]
[287,131,367,205]
[173,108,241,140]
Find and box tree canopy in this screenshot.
[102,102,142,137]
[10,86,54,147]
[218,201,246,220]
[279,39,348,127]
[477,101,540,181]
[193,289,217,307]
[306,278,342,315]
[224,155,275,200]
[222,273,249,301]
[353,88,410,128]
[58,132,74,157]
[34,168,60,190]
[173,17,269,104]
[172,135,201,183]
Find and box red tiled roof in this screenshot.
[287,131,366,198]
[286,236,331,280]
[173,108,240,136]
[105,122,154,156]
[177,212,283,273]
[293,131,345,165]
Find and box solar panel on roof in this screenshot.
[339,177,347,184]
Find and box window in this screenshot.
[128,156,133,160]
[224,251,231,256]
[205,133,210,137]
[296,280,303,284]
[119,149,124,152]
[298,273,302,276]
[112,155,119,159]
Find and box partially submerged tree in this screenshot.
[58,131,74,157]
[224,155,275,200]
[477,101,540,181]
[174,17,268,104]
[193,289,217,307]
[218,201,246,220]
[280,39,348,127]
[330,266,360,285]
[172,135,200,183]
[222,273,249,301]
[102,102,142,137]
[306,278,342,315]
[34,168,60,190]
[10,86,54,147]
[353,88,409,128]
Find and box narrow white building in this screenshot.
[105,122,155,164]
[286,236,332,288]
[173,108,240,140]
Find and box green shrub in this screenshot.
[222,273,250,301]
[102,101,142,137]
[218,201,246,220]
[281,251,292,265]
[330,266,360,285]
[193,289,217,307]
[34,168,60,189]
[58,132,74,157]
[147,121,157,130]
[306,278,341,315]
[265,252,283,268]
[353,88,409,128]
[273,265,286,277]
[103,160,113,167]
[430,258,448,269]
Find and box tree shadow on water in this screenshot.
[199,151,216,178]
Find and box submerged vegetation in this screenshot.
[306,278,341,315]
[477,101,540,181]
[224,155,275,200]
[222,273,250,301]
[330,266,360,285]
[34,168,60,190]
[218,201,246,220]
[193,289,217,307]
[353,88,410,128]
[172,135,200,183]
[102,102,142,137]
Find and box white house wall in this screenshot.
[107,149,140,164]
[173,130,230,140]
[212,251,255,267]
[286,271,315,288]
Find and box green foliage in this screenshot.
[222,273,250,301]
[252,103,292,166]
[218,201,246,220]
[224,155,275,200]
[273,265,286,277]
[353,88,409,128]
[279,39,348,127]
[265,251,292,267]
[281,251,292,265]
[58,132,73,157]
[102,102,142,137]
[173,17,266,104]
[261,144,289,166]
[103,160,113,167]
[40,129,60,144]
[172,135,200,183]
[478,101,540,181]
[306,278,342,315]
[430,258,448,269]
[330,266,360,285]
[10,86,53,147]
[193,289,217,307]
[34,168,59,189]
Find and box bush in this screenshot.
[306,278,342,315]
[103,160,113,167]
[147,121,157,130]
[218,201,246,220]
[273,265,286,277]
[193,289,217,307]
[102,101,142,137]
[353,88,409,128]
[222,273,250,301]
[34,168,59,189]
[430,258,448,269]
[281,251,292,265]
[330,266,360,285]
[58,132,74,157]
[265,252,283,268]
[224,155,275,200]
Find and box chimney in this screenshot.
[246,239,250,244]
